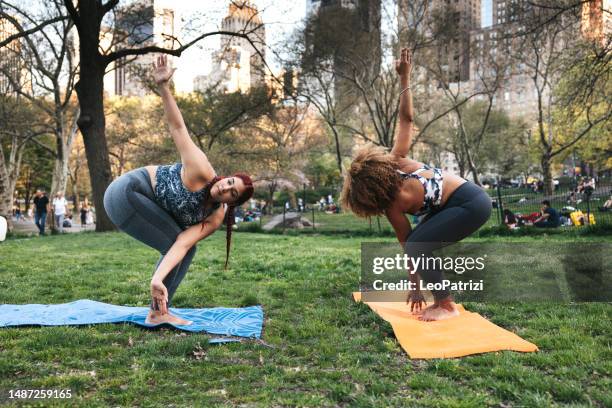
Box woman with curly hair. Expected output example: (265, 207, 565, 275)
(103, 55, 254, 326)
(341, 48, 491, 321)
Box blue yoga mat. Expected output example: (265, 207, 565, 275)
(0, 300, 263, 341)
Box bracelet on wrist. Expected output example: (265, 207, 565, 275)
(399, 86, 411, 96)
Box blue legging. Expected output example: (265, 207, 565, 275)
(405, 181, 492, 300)
(103, 168, 195, 309)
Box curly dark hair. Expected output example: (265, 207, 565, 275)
(340, 144, 402, 217)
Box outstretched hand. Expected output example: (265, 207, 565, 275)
(150, 278, 169, 314)
(395, 47, 412, 78)
(152, 54, 176, 85)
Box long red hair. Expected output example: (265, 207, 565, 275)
(202, 173, 254, 269)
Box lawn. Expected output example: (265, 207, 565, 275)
(0, 232, 610, 407)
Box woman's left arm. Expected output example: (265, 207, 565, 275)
(153, 55, 215, 181)
(391, 47, 415, 158)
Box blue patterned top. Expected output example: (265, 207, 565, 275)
(397, 164, 444, 217)
(155, 163, 220, 228)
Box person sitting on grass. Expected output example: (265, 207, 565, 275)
(533, 200, 560, 228)
(340, 47, 492, 321)
(103, 55, 254, 326)
(503, 209, 518, 229)
(598, 195, 612, 212)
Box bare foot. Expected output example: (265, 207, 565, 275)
(419, 301, 459, 321)
(412, 302, 438, 315)
(146, 310, 192, 326)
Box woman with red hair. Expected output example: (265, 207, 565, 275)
(103, 55, 254, 326)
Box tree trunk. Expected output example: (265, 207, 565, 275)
(50, 111, 79, 226)
(457, 116, 481, 185)
(51, 112, 76, 195)
(541, 150, 553, 196)
(267, 184, 276, 215)
(467, 156, 481, 185)
(23, 167, 32, 213)
(0, 136, 26, 233)
(0, 165, 21, 233)
(71, 173, 80, 216)
(50, 155, 69, 205)
(75, 61, 115, 231)
(0, 167, 14, 232)
(330, 126, 343, 175)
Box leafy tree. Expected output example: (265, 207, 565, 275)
(0, 96, 49, 230)
(304, 152, 342, 190)
(2, 0, 268, 231)
(512, 2, 611, 194)
(177, 86, 274, 166)
(1, 0, 80, 212)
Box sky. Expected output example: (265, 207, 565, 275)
(15, 0, 492, 93)
(169, 0, 493, 92)
(482, 0, 493, 27)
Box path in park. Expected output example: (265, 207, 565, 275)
(262, 212, 314, 231)
(11, 218, 96, 235)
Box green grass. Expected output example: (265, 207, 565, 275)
(0, 232, 611, 407)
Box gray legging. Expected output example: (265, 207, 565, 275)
(405, 181, 492, 300)
(103, 167, 195, 310)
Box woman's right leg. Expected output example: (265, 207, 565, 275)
(103, 168, 196, 310)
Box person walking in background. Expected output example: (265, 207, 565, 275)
(33, 190, 50, 236)
(86, 206, 95, 225)
(80, 200, 89, 228)
(52, 192, 68, 233)
(13, 199, 23, 221)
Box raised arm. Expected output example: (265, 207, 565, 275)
(391, 48, 414, 158)
(153, 55, 215, 181)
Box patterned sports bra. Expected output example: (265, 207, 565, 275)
(154, 163, 220, 228)
(397, 164, 444, 216)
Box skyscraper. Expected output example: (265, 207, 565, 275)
(398, 0, 481, 82)
(108, 0, 178, 96)
(466, 1, 606, 118)
(304, 0, 382, 108)
(0, 16, 23, 95)
(200, 0, 266, 94)
(491, 0, 526, 25)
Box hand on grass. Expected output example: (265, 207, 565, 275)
(150, 278, 168, 314)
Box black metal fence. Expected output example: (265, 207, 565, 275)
(492, 180, 612, 227)
(239, 179, 612, 235)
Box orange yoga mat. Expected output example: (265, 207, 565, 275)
(353, 292, 538, 359)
